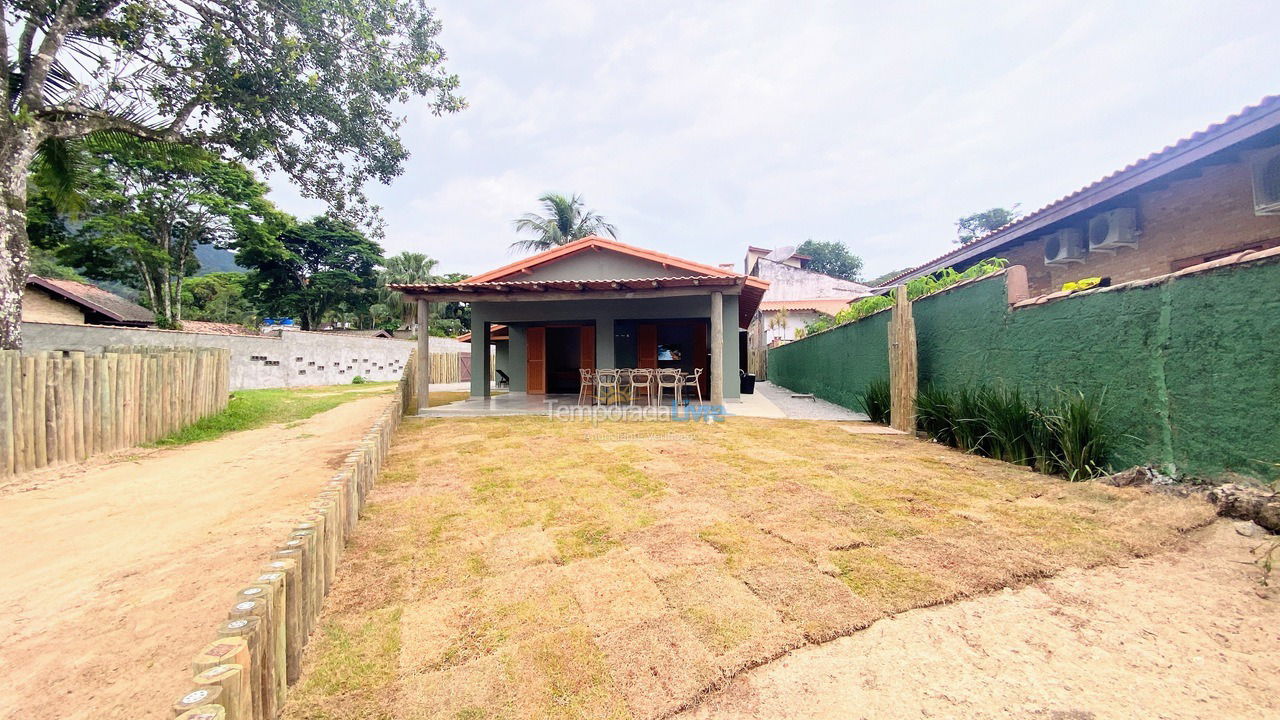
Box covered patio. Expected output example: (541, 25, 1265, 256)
(393, 236, 769, 413)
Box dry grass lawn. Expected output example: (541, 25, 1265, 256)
(282, 416, 1216, 720)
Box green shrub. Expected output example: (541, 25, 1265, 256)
(1027, 406, 1062, 475)
(911, 381, 1116, 481)
(351, 375, 367, 384)
(949, 386, 986, 453)
(975, 386, 1036, 465)
(1050, 390, 1114, 481)
(916, 383, 956, 446)
(857, 378, 891, 424)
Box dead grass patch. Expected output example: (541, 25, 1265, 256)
(284, 416, 1217, 720)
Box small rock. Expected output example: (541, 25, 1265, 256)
(1234, 521, 1264, 538)
(1100, 466, 1153, 487)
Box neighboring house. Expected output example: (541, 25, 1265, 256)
(392, 235, 768, 402)
(887, 95, 1280, 294)
(743, 244, 811, 273)
(746, 248, 872, 345)
(22, 276, 154, 327)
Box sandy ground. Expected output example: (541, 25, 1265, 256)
(0, 392, 395, 720)
(680, 520, 1280, 720)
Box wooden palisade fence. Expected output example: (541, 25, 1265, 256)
(166, 351, 414, 719)
(888, 285, 917, 433)
(424, 350, 462, 384)
(0, 346, 231, 476)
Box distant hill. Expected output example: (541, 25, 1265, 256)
(196, 245, 244, 275)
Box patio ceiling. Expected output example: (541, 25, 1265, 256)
(393, 275, 766, 328)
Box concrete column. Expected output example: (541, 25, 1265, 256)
(416, 299, 430, 413)
(470, 312, 491, 398)
(723, 294, 740, 400)
(508, 326, 527, 392)
(595, 316, 614, 369)
(710, 292, 724, 406)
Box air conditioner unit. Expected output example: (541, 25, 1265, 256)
(1087, 208, 1139, 253)
(1251, 146, 1280, 215)
(1042, 229, 1086, 267)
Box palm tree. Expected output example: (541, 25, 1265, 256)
(377, 252, 439, 328)
(510, 192, 617, 254)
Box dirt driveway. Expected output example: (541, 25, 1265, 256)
(681, 520, 1279, 719)
(282, 415, 1230, 720)
(0, 389, 395, 720)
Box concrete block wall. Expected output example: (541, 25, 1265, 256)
(22, 323, 417, 390)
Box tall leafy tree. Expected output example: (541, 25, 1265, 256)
(57, 138, 284, 326)
(510, 193, 617, 254)
(955, 205, 1021, 244)
(0, 0, 464, 348)
(795, 239, 864, 282)
(239, 216, 384, 330)
(182, 272, 256, 325)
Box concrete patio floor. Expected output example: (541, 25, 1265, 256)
(419, 390, 788, 419)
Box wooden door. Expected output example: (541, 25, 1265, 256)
(526, 327, 546, 394)
(580, 325, 595, 371)
(692, 321, 709, 398)
(637, 324, 657, 368)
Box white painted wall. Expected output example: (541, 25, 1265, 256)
(22, 322, 422, 390)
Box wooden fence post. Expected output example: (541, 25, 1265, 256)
(889, 285, 917, 433)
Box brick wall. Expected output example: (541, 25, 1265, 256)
(21, 287, 85, 325)
(1004, 160, 1280, 295)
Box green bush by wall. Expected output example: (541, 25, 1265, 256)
(769, 261, 1280, 481)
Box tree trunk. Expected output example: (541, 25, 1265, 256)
(160, 265, 173, 325)
(0, 125, 42, 350)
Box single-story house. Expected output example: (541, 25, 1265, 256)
(392, 235, 769, 407)
(22, 276, 154, 327)
(886, 95, 1280, 294)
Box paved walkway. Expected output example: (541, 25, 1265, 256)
(755, 381, 869, 421)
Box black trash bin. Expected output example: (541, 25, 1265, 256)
(740, 371, 756, 395)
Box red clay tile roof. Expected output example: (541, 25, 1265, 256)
(180, 321, 260, 336)
(26, 276, 153, 324)
(759, 299, 854, 316)
(884, 95, 1280, 285)
(465, 235, 770, 290)
(396, 237, 771, 328)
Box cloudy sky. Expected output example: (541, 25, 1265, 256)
(267, 0, 1280, 280)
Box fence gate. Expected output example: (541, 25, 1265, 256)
(459, 352, 472, 382)
(888, 285, 917, 432)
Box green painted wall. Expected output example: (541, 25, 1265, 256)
(768, 309, 890, 411)
(770, 261, 1280, 480)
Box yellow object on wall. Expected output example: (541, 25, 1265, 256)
(1062, 277, 1102, 293)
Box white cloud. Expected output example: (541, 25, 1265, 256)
(267, 0, 1280, 279)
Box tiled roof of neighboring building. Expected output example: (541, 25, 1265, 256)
(885, 94, 1280, 285)
(26, 276, 153, 324)
(180, 321, 260, 336)
(759, 299, 854, 317)
(321, 328, 399, 339)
